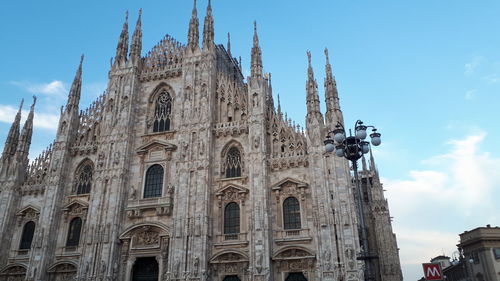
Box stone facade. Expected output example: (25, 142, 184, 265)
(0, 2, 402, 281)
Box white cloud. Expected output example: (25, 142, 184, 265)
(464, 89, 477, 100)
(382, 132, 500, 280)
(11, 80, 67, 98)
(482, 73, 500, 83)
(464, 56, 483, 76)
(0, 104, 59, 130)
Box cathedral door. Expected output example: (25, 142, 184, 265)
(223, 276, 241, 281)
(285, 272, 307, 281)
(132, 257, 159, 281)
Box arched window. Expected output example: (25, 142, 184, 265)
(66, 217, 82, 247)
(75, 162, 93, 194)
(224, 202, 240, 235)
(153, 91, 172, 132)
(225, 147, 242, 178)
(283, 197, 301, 230)
(144, 165, 164, 198)
(19, 221, 35, 250)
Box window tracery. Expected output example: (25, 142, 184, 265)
(153, 91, 172, 132)
(225, 147, 242, 178)
(74, 161, 93, 195)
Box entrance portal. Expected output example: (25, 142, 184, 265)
(285, 272, 307, 281)
(223, 276, 241, 281)
(132, 257, 159, 281)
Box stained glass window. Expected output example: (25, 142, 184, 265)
(283, 197, 301, 230)
(66, 217, 82, 247)
(224, 202, 240, 234)
(19, 221, 35, 250)
(144, 165, 164, 198)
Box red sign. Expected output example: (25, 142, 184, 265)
(422, 263, 443, 280)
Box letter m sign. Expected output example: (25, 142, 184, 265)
(422, 263, 443, 280)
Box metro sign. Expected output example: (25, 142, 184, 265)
(422, 263, 443, 280)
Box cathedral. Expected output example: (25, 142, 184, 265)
(0, 2, 402, 281)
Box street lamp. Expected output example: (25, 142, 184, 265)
(324, 120, 382, 281)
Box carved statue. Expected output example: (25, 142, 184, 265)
(129, 186, 136, 200)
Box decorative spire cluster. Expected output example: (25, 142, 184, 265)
(16, 96, 36, 162)
(305, 51, 322, 118)
(324, 48, 343, 125)
(115, 11, 129, 66)
(1, 99, 23, 160)
(187, 0, 200, 52)
(251, 21, 263, 78)
(203, 0, 215, 50)
(130, 9, 143, 64)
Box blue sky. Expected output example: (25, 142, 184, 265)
(1, 1, 500, 280)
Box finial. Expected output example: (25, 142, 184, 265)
(307, 51, 312, 66)
(125, 10, 129, 21)
(31, 96, 37, 109)
(18, 99, 24, 111)
(208, 0, 212, 8)
(254, 20, 257, 32)
(80, 54, 84, 65)
(227, 32, 231, 54)
(325, 48, 330, 64)
(193, 0, 197, 13)
(138, 8, 142, 17)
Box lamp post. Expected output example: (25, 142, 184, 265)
(324, 120, 382, 281)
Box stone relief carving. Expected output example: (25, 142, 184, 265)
(135, 227, 160, 246)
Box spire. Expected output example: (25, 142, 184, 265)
(115, 11, 129, 66)
(66, 55, 84, 113)
(362, 154, 368, 172)
(306, 51, 322, 117)
(203, 0, 215, 50)
(369, 148, 376, 172)
(130, 9, 142, 65)
(277, 94, 282, 116)
(227, 32, 231, 56)
(187, 0, 200, 52)
(251, 21, 263, 78)
(1, 99, 23, 159)
(16, 96, 36, 163)
(324, 48, 343, 125)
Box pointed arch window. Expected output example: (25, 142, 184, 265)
(225, 147, 242, 178)
(66, 217, 82, 247)
(75, 162, 93, 195)
(153, 91, 172, 132)
(144, 165, 164, 198)
(19, 221, 35, 250)
(283, 197, 301, 230)
(224, 202, 240, 235)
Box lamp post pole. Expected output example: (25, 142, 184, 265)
(324, 120, 382, 281)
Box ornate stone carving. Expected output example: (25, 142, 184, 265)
(134, 227, 160, 246)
